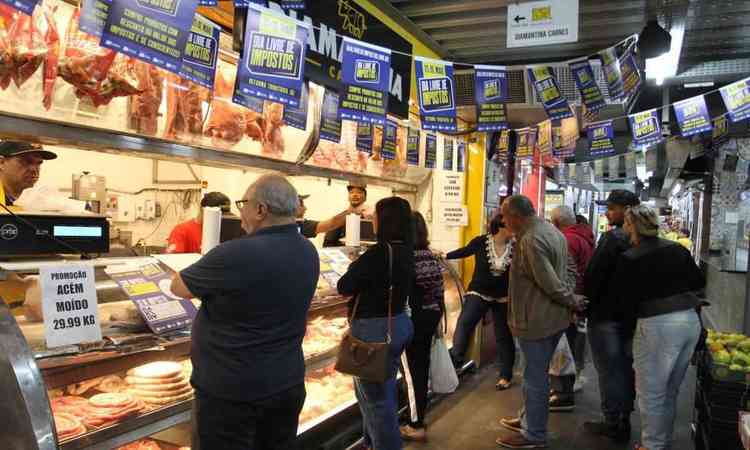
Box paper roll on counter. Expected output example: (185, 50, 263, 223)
(345, 213, 361, 247)
(201, 207, 222, 255)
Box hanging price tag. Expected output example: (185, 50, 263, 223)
(40, 265, 102, 348)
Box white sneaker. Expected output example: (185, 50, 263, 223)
(574, 375, 587, 393)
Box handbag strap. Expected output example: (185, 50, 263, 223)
(348, 242, 394, 344)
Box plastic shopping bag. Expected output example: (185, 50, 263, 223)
(430, 336, 459, 394)
(548, 334, 576, 377)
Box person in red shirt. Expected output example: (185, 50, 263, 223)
(167, 192, 231, 253)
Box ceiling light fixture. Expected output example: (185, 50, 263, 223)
(645, 21, 685, 86)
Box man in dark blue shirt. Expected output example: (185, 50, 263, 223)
(171, 174, 320, 450)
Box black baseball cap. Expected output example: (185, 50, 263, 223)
(0, 141, 57, 160)
(201, 191, 231, 212)
(596, 189, 640, 207)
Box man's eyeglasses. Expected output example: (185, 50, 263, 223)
(235, 199, 249, 210)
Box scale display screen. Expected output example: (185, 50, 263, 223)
(53, 226, 103, 238)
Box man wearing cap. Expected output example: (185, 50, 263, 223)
(323, 184, 368, 247)
(296, 194, 358, 239)
(166, 192, 232, 254)
(0, 141, 58, 208)
(583, 189, 640, 442)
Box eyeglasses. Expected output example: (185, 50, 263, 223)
(235, 199, 249, 210)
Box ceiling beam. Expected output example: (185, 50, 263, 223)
(414, 12, 506, 30)
(399, 0, 502, 18)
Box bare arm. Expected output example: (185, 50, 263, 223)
(315, 209, 350, 234)
(170, 273, 196, 299)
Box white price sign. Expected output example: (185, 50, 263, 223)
(507, 0, 579, 48)
(40, 265, 101, 348)
(439, 204, 469, 227)
(438, 173, 465, 204)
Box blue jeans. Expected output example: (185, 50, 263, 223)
(634, 309, 700, 450)
(588, 319, 635, 422)
(351, 313, 414, 450)
(518, 331, 563, 443)
(451, 295, 516, 379)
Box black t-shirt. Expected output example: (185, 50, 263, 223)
(323, 225, 345, 247)
(181, 223, 320, 402)
(297, 219, 319, 239)
(337, 242, 415, 319)
(446, 235, 509, 299)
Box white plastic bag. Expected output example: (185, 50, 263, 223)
(548, 333, 576, 377)
(430, 336, 459, 394)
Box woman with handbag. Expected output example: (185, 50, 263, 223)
(613, 205, 704, 450)
(336, 196, 416, 450)
(446, 213, 516, 390)
(399, 212, 445, 442)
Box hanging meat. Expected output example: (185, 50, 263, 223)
(40, 1, 59, 110)
(85, 54, 141, 107)
(129, 60, 164, 135)
(244, 109, 264, 142)
(5, 1, 57, 92)
(262, 102, 285, 157)
(164, 73, 205, 141)
(203, 71, 245, 147)
(0, 4, 16, 89)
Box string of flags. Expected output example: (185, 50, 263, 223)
(3, 0, 749, 171)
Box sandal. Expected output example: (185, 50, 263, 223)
(496, 378, 512, 390)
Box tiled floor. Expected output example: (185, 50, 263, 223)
(404, 362, 697, 450)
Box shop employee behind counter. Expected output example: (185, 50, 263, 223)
(0, 141, 58, 208)
(322, 184, 370, 247)
(296, 193, 365, 239)
(166, 191, 233, 254)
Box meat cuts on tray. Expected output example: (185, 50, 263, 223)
(125, 361, 194, 406)
(116, 439, 163, 450)
(129, 60, 164, 135)
(81, 393, 146, 428)
(54, 412, 86, 441)
(203, 71, 245, 147)
(50, 395, 89, 418)
(164, 73, 204, 141)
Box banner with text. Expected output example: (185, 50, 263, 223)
(356, 122, 373, 154)
(629, 109, 663, 148)
(425, 133, 437, 169)
(40, 265, 101, 348)
(457, 141, 465, 172)
(443, 138, 454, 170)
(570, 58, 606, 113)
(280, 0, 304, 9)
(720, 77, 750, 123)
(80, 0, 111, 36)
(416, 56, 457, 132)
(282, 82, 308, 130)
(382, 120, 398, 160)
(587, 120, 616, 157)
(674, 95, 712, 137)
(2, 0, 38, 16)
(599, 46, 624, 100)
(537, 119, 552, 156)
(527, 66, 574, 120)
(496, 129, 510, 160)
(235, 5, 310, 107)
(407, 127, 420, 166)
(552, 115, 578, 159)
(339, 37, 391, 125)
(474, 64, 509, 132)
(711, 116, 730, 152)
(620, 49, 642, 99)
(516, 127, 536, 158)
(102, 0, 199, 74)
(320, 89, 341, 142)
(179, 15, 220, 89)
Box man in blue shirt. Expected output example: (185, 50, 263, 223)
(171, 174, 320, 450)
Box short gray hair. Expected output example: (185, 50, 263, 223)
(249, 174, 299, 217)
(504, 195, 536, 217)
(551, 205, 576, 226)
(626, 205, 660, 237)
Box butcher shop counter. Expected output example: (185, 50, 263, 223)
(0, 251, 464, 450)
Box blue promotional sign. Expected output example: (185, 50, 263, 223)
(1, 0, 38, 15)
(382, 120, 398, 160)
(527, 66, 574, 120)
(516, 127, 535, 158)
(712, 116, 730, 152)
(235, 5, 311, 107)
(620, 50, 642, 99)
(102, 0, 200, 74)
(179, 14, 219, 89)
(234, 84, 265, 112)
(415, 56, 457, 132)
(282, 82, 308, 130)
(599, 47, 624, 100)
(407, 128, 420, 166)
(425, 134, 437, 169)
(320, 89, 341, 142)
(80, 0, 111, 36)
(629, 109, 663, 148)
(456, 141, 465, 173)
(234, 0, 266, 6)
(474, 65, 508, 132)
(719, 77, 750, 123)
(495, 129, 510, 160)
(199, 0, 216, 5)
(356, 122, 373, 154)
(443, 138, 454, 171)
(569, 58, 605, 113)
(339, 37, 391, 125)
(536, 119, 552, 156)
(587, 120, 616, 157)
(280, 0, 304, 9)
(674, 95, 712, 137)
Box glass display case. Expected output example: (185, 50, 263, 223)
(0, 248, 464, 450)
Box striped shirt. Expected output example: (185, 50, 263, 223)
(413, 249, 444, 310)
